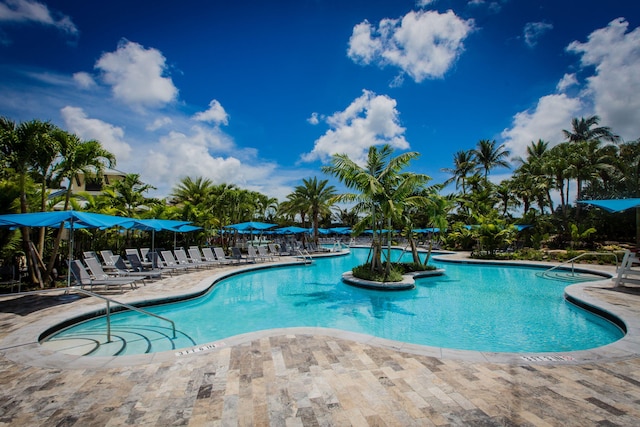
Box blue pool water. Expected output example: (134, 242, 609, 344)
(51, 248, 624, 354)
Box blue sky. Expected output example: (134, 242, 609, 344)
(1, 0, 639, 201)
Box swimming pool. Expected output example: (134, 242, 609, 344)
(45, 248, 624, 355)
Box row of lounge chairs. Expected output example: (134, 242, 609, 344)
(72, 245, 291, 292)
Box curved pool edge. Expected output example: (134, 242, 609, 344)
(1, 254, 638, 370)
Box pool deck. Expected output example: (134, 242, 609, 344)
(1, 252, 639, 426)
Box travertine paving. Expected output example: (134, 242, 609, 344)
(0, 256, 639, 426)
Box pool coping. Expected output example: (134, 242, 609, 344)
(0, 250, 638, 370)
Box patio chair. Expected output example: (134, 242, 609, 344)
(267, 243, 282, 257)
(246, 246, 265, 262)
(126, 252, 171, 276)
(111, 255, 163, 281)
(201, 247, 223, 266)
(257, 245, 275, 261)
(69, 260, 137, 292)
(188, 247, 219, 268)
(160, 250, 193, 272)
(231, 247, 253, 263)
(173, 248, 204, 269)
(126, 248, 152, 269)
(84, 257, 143, 288)
(99, 249, 116, 267)
(214, 247, 238, 264)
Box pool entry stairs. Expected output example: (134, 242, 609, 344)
(41, 289, 195, 357)
(537, 251, 620, 283)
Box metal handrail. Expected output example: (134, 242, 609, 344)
(71, 287, 176, 342)
(296, 249, 313, 264)
(538, 252, 620, 279)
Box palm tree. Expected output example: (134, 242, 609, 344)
(562, 115, 618, 144)
(103, 173, 158, 218)
(46, 134, 115, 283)
(0, 118, 55, 285)
(323, 145, 429, 279)
(290, 177, 336, 244)
(473, 139, 511, 179)
(442, 149, 476, 194)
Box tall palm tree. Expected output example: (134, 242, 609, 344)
(473, 139, 511, 179)
(0, 118, 55, 285)
(323, 145, 429, 278)
(442, 149, 476, 194)
(562, 115, 619, 144)
(46, 134, 115, 282)
(290, 177, 336, 244)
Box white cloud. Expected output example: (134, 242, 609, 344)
(556, 73, 577, 92)
(347, 10, 474, 82)
(143, 127, 279, 196)
(192, 99, 229, 126)
(523, 21, 553, 48)
(307, 112, 320, 125)
(301, 90, 409, 165)
(416, 0, 436, 7)
(60, 106, 133, 161)
(567, 18, 640, 141)
(146, 116, 172, 131)
(0, 0, 77, 35)
(72, 72, 96, 89)
(501, 94, 582, 160)
(95, 39, 178, 109)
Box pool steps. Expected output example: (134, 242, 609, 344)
(41, 325, 196, 356)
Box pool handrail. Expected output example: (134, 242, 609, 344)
(71, 287, 176, 342)
(538, 252, 620, 280)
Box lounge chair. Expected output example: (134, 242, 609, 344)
(126, 248, 152, 269)
(231, 247, 253, 263)
(84, 257, 143, 288)
(247, 246, 265, 262)
(201, 247, 223, 266)
(69, 260, 138, 292)
(160, 251, 193, 272)
(268, 243, 282, 257)
(614, 250, 640, 287)
(99, 249, 116, 267)
(111, 255, 163, 281)
(257, 245, 275, 261)
(126, 252, 169, 276)
(174, 248, 204, 269)
(188, 247, 219, 268)
(214, 247, 238, 264)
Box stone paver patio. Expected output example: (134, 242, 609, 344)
(0, 254, 639, 426)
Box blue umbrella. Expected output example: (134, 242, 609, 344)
(0, 210, 138, 289)
(274, 225, 308, 234)
(224, 221, 277, 231)
(127, 219, 196, 266)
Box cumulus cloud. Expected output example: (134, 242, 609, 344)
(556, 73, 578, 92)
(0, 0, 77, 35)
(501, 94, 582, 160)
(523, 21, 553, 48)
(60, 106, 133, 161)
(143, 127, 276, 194)
(72, 71, 96, 89)
(192, 99, 229, 126)
(301, 90, 409, 165)
(347, 10, 474, 82)
(95, 39, 178, 109)
(567, 18, 640, 141)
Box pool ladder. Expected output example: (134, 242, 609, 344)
(296, 249, 313, 265)
(537, 252, 619, 282)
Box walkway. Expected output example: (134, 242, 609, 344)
(0, 255, 639, 426)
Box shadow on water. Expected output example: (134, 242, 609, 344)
(285, 281, 426, 319)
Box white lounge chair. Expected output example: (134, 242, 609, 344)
(69, 260, 137, 292)
(214, 247, 238, 264)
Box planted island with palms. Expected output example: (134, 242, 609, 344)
(0, 114, 637, 288)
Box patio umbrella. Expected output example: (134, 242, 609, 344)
(274, 225, 308, 234)
(0, 210, 138, 289)
(127, 219, 194, 267)
(578, 198, 640, 245)
(225, 221, 277, 246)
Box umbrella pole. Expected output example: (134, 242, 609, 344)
(65, 220, 74, 294)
